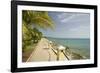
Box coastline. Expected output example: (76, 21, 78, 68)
(25, 38, 86, 62)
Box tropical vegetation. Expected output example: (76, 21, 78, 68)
(22, 10, 54, 52)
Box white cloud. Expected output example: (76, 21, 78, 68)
(57, 13, 77, 23)
(58, 13, 89, 23)
(61, 15, 76, 23)
(66, 25, 90, 38)
(57, 13, 70, 19)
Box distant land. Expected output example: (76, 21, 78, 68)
(44, 36, 90, 39)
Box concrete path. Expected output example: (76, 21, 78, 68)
(27, 38, 67, 62)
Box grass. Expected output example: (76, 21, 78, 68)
(22, 44, 37, 62)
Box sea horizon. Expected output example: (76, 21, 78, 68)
(44, 36, 90, 39)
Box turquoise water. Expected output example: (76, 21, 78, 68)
(47, 37, 90, 58)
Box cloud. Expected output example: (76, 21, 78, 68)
(57, 13, 71, 19)
(57, 13, 78, 23)
(66, 25, 90, 38)
(57, 13, 90, 23)
(57, 13, 77, 19)
(68, 25, 89, 32)
(41, 12, 90, 38)
(61, 15, 76, 23)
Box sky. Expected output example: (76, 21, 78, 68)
(39, 11, 90, 38)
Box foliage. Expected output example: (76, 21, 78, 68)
(22, 10, 54, 51)
(22, 10, 54, 29)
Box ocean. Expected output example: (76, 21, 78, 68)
(46, 37, 90, 59)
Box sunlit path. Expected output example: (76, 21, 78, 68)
(27, 38, 69, 62)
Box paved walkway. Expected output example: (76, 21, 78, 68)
(27, 38, 67, 62)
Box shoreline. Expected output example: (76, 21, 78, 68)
(25, 38, 86, 62)
(46, 37, 89, 59)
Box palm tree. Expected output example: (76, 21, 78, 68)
(22, 10, 54, 29)
(22, 10, 55, 50)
